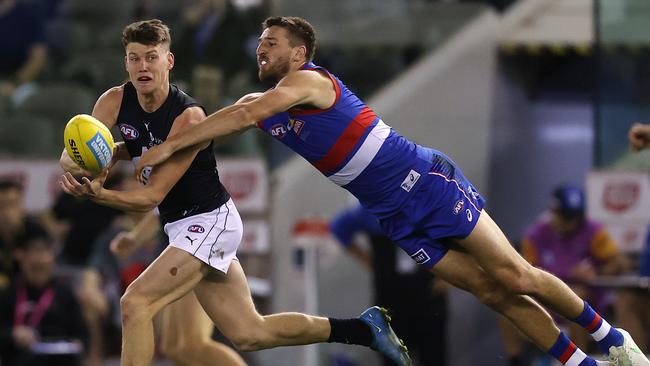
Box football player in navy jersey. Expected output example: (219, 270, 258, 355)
(137, 16, 649, 366)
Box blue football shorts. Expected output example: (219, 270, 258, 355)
(379, 152, 485, 268)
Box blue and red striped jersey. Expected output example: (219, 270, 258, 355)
(257, 62, 434, 217)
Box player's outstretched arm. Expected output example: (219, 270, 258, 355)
(629, 122, 650, 151)
(134, 72, 320, 180)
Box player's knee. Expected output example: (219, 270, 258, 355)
(474, 281, 511, 311)
(119, 290, 152, 325)
(492, 264, 539, 295)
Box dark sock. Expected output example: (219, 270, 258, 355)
(327, 318, 373, 346)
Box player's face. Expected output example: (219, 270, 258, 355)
(256, 26, 295, 83)
(125, 42, 174, 94)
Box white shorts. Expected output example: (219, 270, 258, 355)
(164, 199, 242, 273)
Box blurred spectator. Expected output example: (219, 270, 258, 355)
(0, 179, 49, 289)
(614, 228, 650, 355)
(629, 122, 650, 152)
(620, 121, 650, 352)
(174, 0, 255, 94)
(500, 185, 628, 364)
(0, 230, 88, 366)
(330, 204, 448, 366)
(0, 0, 49, 106)
(51, 173, 123, 267)
(48, 172, 123, 366)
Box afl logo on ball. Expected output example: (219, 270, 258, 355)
(119, 124, 139, 140)
(188, 225, 205, 233)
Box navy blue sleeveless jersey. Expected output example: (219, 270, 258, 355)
(116, 82, 229, 224)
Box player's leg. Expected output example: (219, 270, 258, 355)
(157, 291, 246, 366)
(193, 260, 412, 365)
(119, 246, 206, 366)
(456, 210, 584, 317)
(565, 285, 592, 351)
(194, 259, 331, 350)
(431, 248, 602, 366)
(457, 210, 647, 365)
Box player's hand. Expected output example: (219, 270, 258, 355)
(629, 123, 650, 151)
(110, 231, 138, 260)
(60, 168, 109, 199)
(59, 150, 93, 178)
(134, 143, 173, 183)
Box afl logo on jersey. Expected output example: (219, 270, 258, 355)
(269, 123, 288, 139)
(119, 124, 139, 140)
(188, 225, 205, 233)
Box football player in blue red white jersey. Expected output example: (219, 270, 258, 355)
(137, 16, 649, 366)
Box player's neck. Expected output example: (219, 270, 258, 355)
(137, 82, 170, 113)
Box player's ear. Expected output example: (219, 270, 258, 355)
(124, 55, 128, 71)
(293, 45, 307, 63)
(167, 52, 175, 70)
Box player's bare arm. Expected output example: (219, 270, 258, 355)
(59, 86, 130, 173)
(61, 106, 207, 211)
(134, 70, 333, 178)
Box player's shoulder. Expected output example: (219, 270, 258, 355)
(97, 85, 125, 107)
(281, 68, 328, 86)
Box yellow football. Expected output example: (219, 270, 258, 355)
(63, 114, 115, 173)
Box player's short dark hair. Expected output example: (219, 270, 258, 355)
(263, 16, 316, 61)
(122, 19, 171, 49)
